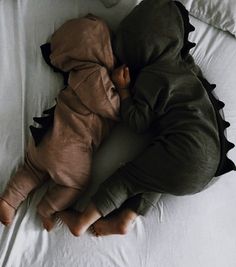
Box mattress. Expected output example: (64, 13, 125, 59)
(0, 1, 236, 267)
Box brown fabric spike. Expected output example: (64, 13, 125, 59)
(29, 126, 47, 147)
(30, 105, 56, 146)
(33, 116, 54, 127)
(43, 105, 56, 115)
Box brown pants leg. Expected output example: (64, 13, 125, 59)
(37, 184, 81, 218)
(36, 147, 92, 218)
(1, 152, 49, 209)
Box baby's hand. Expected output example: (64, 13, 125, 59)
(112, 65, 130, 90)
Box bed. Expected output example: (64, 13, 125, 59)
(0, 0, 235, 266)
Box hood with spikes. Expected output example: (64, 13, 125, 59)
(49, 14, 115, 72)
(113, 0, 195, 72)
(113, 0, 235, 176)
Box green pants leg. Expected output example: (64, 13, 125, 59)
(118, 192, 162, 216)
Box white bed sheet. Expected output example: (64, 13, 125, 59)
(0, 1, 236, 267)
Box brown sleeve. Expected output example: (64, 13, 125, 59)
(71, 67, 120, 121)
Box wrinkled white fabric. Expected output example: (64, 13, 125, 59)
(0, 1, 236, 267)
(179, 0, 236, 37)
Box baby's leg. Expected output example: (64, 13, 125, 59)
(57, 202, 138, 237)
(47, 149, 93, 233)
(0, 152, 49, 226)
(57, 202, 102, 236)
(92, 192, 162, 236)
(57, 193, 161, 237)
(37, 184, 81, 231)
(91, 207, 138, 236)
(0, 200, 15, 226)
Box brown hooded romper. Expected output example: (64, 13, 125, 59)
(1, 15, 119, 218)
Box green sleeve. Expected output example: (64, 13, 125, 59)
(120, 96, 153, 133)
(120, 71, 165, 133)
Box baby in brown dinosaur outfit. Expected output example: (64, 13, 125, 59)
(0, 14, 120, 230)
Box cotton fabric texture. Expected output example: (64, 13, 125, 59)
(1, 15, 119, 218)
(179, 0, 236, 37)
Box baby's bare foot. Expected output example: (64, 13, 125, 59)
(57, 210, 90, 236)
(57, 202, 102, 237)
(39, 215, 55, 231)
(91, 209, 138, 236)
(0, 199, 16, 226)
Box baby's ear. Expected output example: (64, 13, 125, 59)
(100, 0, 121, 8)
(85, 13, 97, 21)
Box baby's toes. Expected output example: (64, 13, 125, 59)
(0, 199, 16, 225)
(90, 224, 99, 237)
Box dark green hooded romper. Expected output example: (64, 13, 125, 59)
(92, 0, 236, 216)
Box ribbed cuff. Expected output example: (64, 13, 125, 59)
(91, 191, 117, 217)
(1, 186, 26, 210)
(91, 171, 129, 217)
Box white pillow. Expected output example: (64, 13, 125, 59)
(100, 0, 121, 8)
(179, 0, 236, 37)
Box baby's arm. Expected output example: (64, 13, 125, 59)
(112, 66, 156, 134)
(70, 67, 120, 121)
(112, 65, 131, 101)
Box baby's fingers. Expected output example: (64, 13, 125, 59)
(113, 65, 125, 77)
(123, 67, 130, 84)
(124, 66, 130, 80)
